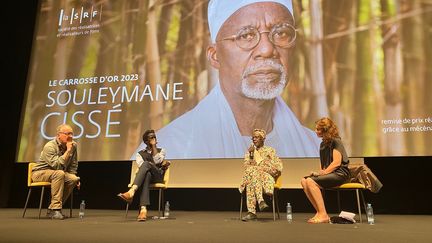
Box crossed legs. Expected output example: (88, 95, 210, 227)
(118, 161, 163, 221)
(300, 177, 329, 223)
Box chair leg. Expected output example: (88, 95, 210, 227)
(162, 189, 165, 217)
(158, 188, 162, 217)
(239, 192, 243, 220)
(125, 203, 129, 219)
(337, 190, 341, 212)
(360, 189, 367, 216)
(69, 192, 73, 218)
(272, 194, 276, 221)
(38, 187, 45, 219)
(355, 189, 362, 223)
(275, 191, 280, 219)
(22, 188, 32, 218)
(359, 189, 367, 223)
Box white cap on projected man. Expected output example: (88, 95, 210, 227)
(132, 0, 320, 160)
(207, 0, 294, 42)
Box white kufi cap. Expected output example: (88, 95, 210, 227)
(207, 0, 293, 42)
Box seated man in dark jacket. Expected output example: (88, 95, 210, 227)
(118, 129, 168, 221)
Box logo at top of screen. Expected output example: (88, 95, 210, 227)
(58, 5, 102, 26)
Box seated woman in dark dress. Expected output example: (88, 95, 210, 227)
(301, 117, 350, 223)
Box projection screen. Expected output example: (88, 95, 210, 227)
(16, 0, 432, 162)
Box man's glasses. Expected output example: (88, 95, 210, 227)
(218, 23, 296, 50)
(59, 132, 73, 136)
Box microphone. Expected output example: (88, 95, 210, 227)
(249, 144, 255, 159)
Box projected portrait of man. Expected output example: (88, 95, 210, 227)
(134, 0, 320, 159)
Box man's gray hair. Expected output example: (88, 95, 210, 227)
(56, 124, 71, 133)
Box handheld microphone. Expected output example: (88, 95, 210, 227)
(249, 144, 255, 159)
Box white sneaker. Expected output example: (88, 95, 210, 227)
(51, 211, 65, 220)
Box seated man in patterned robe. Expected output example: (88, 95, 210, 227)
(239, 129, 283, 221)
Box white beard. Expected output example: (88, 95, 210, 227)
(241, 60, 287, 100)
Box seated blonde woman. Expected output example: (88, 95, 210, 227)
(301, 117, 350, 223)
(239, 129, 282, 221)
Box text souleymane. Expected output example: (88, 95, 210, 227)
(46, 83, 183, 107)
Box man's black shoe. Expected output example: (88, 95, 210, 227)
(242, 212, 257, 221)
(259, 201, 269, 211)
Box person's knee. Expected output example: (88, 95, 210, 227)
(141, 160, 151, 168)
(52, 170, 65, 179)
(71, 175, 80, 184)
(300, 178, 307, 188)
(306, 177, 317, 187)
(249, 176, 260, 185)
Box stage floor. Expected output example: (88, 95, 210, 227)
(1, 208, 431, 242)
